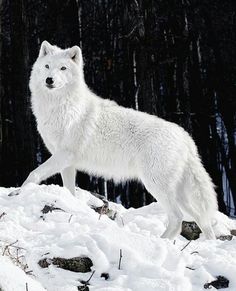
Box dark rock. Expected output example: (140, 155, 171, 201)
(230, 229, 236, 236)
(217, 235, 233, 241)
(181, 221, 202, 240)
(38, 258, 52, 268)
(204, 276, 229, 289)
(101, 272, 110, 280)
(38, 256, 93, 273)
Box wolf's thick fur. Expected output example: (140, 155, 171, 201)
(25, 41, 218, 239)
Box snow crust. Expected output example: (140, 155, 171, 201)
(0, 183, 235, 291)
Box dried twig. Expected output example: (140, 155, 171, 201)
(68, 214, 73, 223)
(0, 240, 29, 274)
(26, 282, 29, 291)
(86, 270, 95, 284)
(3, 240, 19, 255)
(0, 212, 6, 219)
(191, 251, 199, 255)
(98, 205, 106, 220)
(41, 252, 50, 257)
(120, 216, 124, 226)
(181, 241, 192, 251)
(186, 266, 195, 270)
(118, 249, 123, 270)
(79, 270, 96, 289)
(41, 204, 65, 214)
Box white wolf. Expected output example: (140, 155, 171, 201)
(20, 41, 218, 239)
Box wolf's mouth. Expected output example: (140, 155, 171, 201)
(46, 84, 54, 89)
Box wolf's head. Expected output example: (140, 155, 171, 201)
(30, 41, 84, 95)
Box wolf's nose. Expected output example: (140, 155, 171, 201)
(46, 77, 54, 85)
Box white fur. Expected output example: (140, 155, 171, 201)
(25, 41, 218, 239)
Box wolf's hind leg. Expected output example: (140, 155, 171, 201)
(61, 166, 76, 195)
(143, 180, 183, 239)
(22, 150, 75, 187)
(160, 202, 183, 239)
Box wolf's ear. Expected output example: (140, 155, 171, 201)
(68, 46, 82, 65)
(39, 41, 54, 57)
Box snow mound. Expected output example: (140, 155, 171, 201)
(0, 183, 235, 291)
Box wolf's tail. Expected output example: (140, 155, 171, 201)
(179, 141, 218, 239)
(182, 132, 218, 219)
(187, 151, 218, 216)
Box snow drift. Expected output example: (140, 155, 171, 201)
(0, 184, 235, 291)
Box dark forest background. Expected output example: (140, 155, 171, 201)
(0, 0, 235, 216)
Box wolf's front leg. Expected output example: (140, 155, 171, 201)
(9, 151, 75, 196)
(61, 166, 76, 195)
(23, 150, 75, 186)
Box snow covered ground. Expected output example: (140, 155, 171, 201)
(0, 183, 236, 291)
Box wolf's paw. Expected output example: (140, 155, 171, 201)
(23, 172, 40, 185)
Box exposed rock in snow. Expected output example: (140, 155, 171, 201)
(38, 256, 93, 273)
(181, 221, 202, 240)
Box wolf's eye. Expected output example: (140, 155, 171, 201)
(61, 66, 67, 70)
(45, 64, 49, 69)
